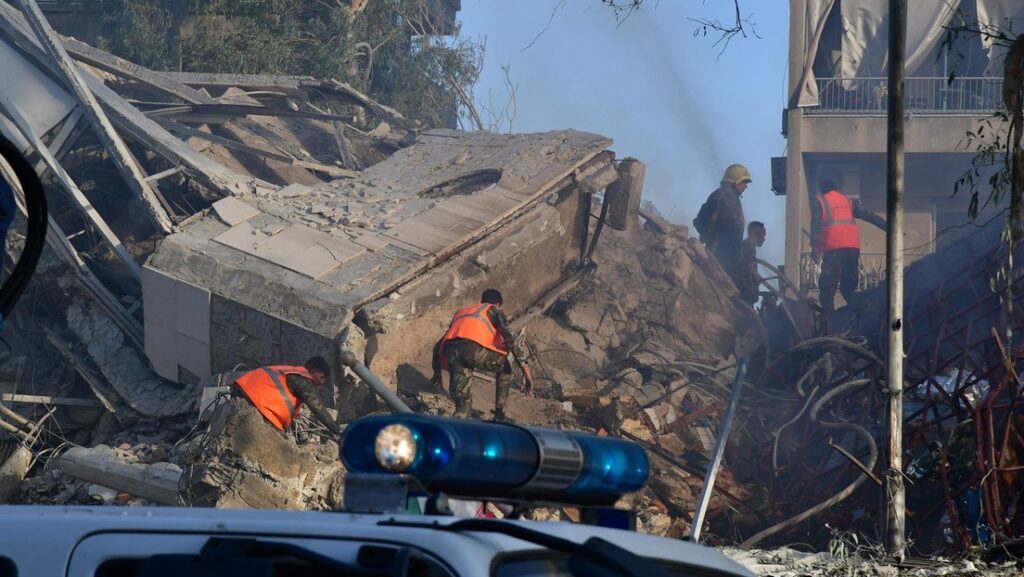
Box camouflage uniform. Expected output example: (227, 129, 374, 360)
(440, 306, 530, 420)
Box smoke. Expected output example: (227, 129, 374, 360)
(575, 6, 726, 217)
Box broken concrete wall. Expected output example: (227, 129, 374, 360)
(363, 184, 589, 391)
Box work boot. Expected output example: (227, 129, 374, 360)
(492, 406, 507, 422)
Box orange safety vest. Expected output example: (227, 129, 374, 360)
(442, 303, 509, 356)
(816, 190, 861, 251)
(235, 365, 312, 431)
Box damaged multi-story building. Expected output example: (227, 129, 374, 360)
(778, 0, 1023, 294)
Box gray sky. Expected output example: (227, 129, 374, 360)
(460, 0, 790, 264)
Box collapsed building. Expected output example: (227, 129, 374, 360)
(0, 0, 1021, 563)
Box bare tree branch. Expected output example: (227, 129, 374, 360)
(601, 0, 643, 23)
(483, 63, 518, 133)
(688, 0, 760, 58)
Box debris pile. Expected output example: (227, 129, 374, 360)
(399, 217, 766, 537)
(0, 5, 1020, 566)
(177, 398, 344, 510)
(721, 547, 1024, 577)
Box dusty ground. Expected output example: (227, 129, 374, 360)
(721, 548, 1024, 576)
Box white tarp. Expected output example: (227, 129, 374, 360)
(975, 0, 1024, 74)
(839, 0, 961, 79)
(798, 0, 993, 107)
(796, 0, 837, 107)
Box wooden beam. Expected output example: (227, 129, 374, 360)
(0, 86, 142, 279)
(33, 105, 83, 175)
(0, 1, 273, 198)
(61, 36, 213, 105)
(56, 445, 182, 505)
(14, 0, 174, 234)
(159, 71, 313, 97)
(148, 102, 354, 124)
(332, 121, 356, 170)
(143, 166, 183, 184)
(2, 394, 103, 407)
(160, 72, 417, 131)
(154, 117, 293, 163)
(156, 118, 356, 178)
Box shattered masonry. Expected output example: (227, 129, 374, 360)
(0, 1, 1020, 565)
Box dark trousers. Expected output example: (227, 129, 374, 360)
(819, 248, 860, 315)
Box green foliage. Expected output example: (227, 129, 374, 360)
(96, 0, 181, 71)
(94, 0, 482, 129)
(953, 111, 1013, 221)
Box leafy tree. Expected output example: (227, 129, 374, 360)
(94, 0, 483, 129)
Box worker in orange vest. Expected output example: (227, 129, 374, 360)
(232, 356, 342, 436)
(811, 170, 886, 316)
(431, 289, 533, 421)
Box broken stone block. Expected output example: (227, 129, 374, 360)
(411, 391, 455, 416)
(598, 395, 656, 442)
(0, 446, 33, 503)
(655, 433, 687, 458)
(180, 398, 344, 511)
(88, 484, 118, 504)
(56, 445, 183, 505)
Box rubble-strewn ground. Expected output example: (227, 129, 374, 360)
(722, 548, 1024, 577)
(399, 218, 767, 536)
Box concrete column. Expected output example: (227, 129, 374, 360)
(785, 0, 810, 289)
(607, 158, 646, 231)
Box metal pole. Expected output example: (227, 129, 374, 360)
(884, 0, 907, 560)
(340, 350, 413, 414)
(690, 356, 748, 543)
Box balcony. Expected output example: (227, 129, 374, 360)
(800, 252, 887, 292)
(808, 77, 1003, 115)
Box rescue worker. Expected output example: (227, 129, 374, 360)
(433, 289, 534, 421)
(232, 356, 342, 436)
(738, 221, 766, 306)
(811, 170, 887, 316)
(694, 164, 752, 283)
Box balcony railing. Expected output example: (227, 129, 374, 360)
(800, 252, 888, 292)
(808, 77, 1003, 114)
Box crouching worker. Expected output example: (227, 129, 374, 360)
(433, 289, 534, 421)
(232, 356, 342, 436)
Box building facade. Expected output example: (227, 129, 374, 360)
(779, 0, 1021, 297)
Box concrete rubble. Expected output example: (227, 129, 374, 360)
(0, 6, 1022, 574)
(721, 548, 1024, 577)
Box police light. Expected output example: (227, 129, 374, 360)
(340, 414, 650, 505)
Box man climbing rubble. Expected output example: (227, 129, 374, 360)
(811, 169, 887, 316)
(232, 356, 342, 437)
(431, 288, 534, 421)
(694, 164, 752, 285)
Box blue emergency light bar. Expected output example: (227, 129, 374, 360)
(340, 414, 649, 505)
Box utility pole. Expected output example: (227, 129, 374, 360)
(884, 0, 907, 560)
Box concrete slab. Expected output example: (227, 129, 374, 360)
(177, 332, 212, 378)
(277, 183, 310, 198)
(174, 279, 211, 345)
(214, 221, 365, 279)
(142, 266, 176, 328)
(212, 196, 260, 226)
(144, 318, 178, 380)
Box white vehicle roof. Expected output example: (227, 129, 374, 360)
(0, 505, 753, 576)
